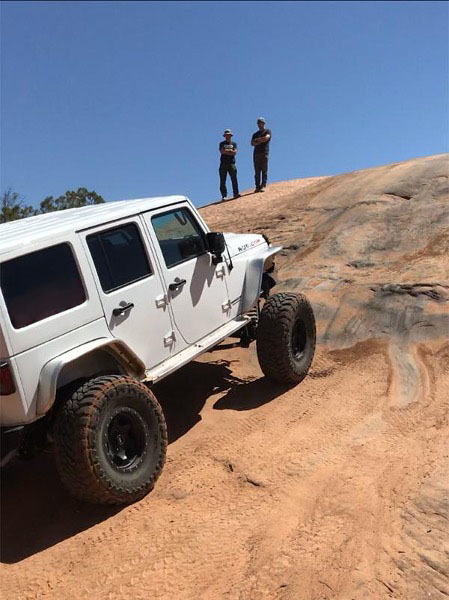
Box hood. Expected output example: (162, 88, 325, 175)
(223, 232, 268, 258)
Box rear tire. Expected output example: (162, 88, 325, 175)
(256, 292, 316, 385)
(54, 375, 167, 504)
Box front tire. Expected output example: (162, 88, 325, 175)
(256, 292, 316, 385)
(54, 375, 167, 504)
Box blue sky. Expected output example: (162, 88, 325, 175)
(1, 1, 448, 209)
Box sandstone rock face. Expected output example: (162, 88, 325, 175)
(202, 153, 449, 351)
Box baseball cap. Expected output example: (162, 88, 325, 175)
(223, 129, 233, 135)
(257, 117, 266, 123)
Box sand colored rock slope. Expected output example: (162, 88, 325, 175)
(1, 154, 448, 599)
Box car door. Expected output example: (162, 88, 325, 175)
(142, 205, 231, 344)
(81, 218, 175, 369)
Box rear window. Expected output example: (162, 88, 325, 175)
(0, 243, 86, 329)
(87, 223, 152, 293)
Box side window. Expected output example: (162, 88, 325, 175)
(152, 208, 206, 268)
(0, 243, 86, 329)
(87, 223, 152, 293)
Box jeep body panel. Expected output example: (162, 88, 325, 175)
(0, 195, 280, 431)
(239, 245, 282, 313)
(2, 319, 112, 424)
(141, 205, 233, 345)
(0, 195, 189, 257)
(0, 232, 104, 357)
(0, 318, 9, 357)
(144, 316, 250, 384)
(220, 232, 278, 319)
(0, 196, 187, 425)
(37, 337, 145, 416)
(78, 215, 177, 368)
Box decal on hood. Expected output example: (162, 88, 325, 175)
(237, 239, 262, 253)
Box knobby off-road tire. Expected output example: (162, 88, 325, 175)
(256, 292, 316, 385)
(54, 375, 167, 505)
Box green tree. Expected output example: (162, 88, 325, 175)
(1, 188, 35, 223)
(39, 187, 105, 213)
(1, 187, 106, 223)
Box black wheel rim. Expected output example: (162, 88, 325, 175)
(105, 407, 148, 471)
(291, 319, 307, 361)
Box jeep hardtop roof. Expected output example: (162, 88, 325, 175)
(0, 196, 192, 257)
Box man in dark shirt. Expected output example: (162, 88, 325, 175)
(251, 117, 272, 192)
(219, 129, 240, 201)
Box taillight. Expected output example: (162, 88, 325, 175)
(0, 362, 16, 395)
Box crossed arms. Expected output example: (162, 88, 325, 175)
(220, 145, 237, 156)
(251, 133, 271, 147)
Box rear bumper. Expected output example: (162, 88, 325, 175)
(0, 426, 24, 466)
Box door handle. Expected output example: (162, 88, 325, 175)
(112, 303, 134, 317)
(169, 278, 187, 291)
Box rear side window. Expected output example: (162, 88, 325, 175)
(0, 243, 86, 329)
(87, 223, 151, 293)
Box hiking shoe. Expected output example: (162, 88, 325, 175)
(254, 188, 261, 193)
(233, 194, 241, 199)
(260, 187, 266, 192)
(221, 196, 227, 202)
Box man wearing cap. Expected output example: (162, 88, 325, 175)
(219, 129, 240, 201)
(251, 117, 272, 192)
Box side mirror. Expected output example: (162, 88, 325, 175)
(206, 232, 225, 255)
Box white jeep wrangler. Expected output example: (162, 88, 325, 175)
(0, 195, 315, 504)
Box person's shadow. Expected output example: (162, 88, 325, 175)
(213, 375, 287, 411)
(201, 190, 256, 208)
(0, 358, 286, 563)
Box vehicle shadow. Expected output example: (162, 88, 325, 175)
(0, 452, 121, 564)
(154, 358, 245, 442)
(0, 357, 285, 564)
